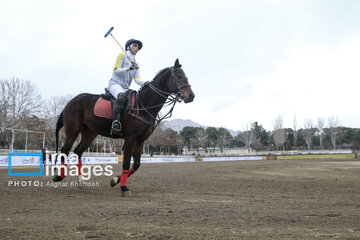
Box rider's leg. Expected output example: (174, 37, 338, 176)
(111, 92, 126, 135)
(108, 85, 127, 135)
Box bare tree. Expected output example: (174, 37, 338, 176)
(0, 78, 44, 149)
(44, 95, 73, 129)
(293, 113, 297, 149)
(327, 116, 341, 150)
(273, 114, 286, 150)
(194, 127, 207, 152)
(0, 77, 43, 129)
(302, 119, 315, 150)
(41, 95, 74, 149)
(317, 118, 325, 149)
(238, 123, 254, 152)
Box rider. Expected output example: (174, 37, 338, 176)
(108, 38, 148, 136)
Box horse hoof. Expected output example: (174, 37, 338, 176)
(77, 176, 84, 188)
(53, 175, 64, 182)
(110, 177, 120, 187)
(122, 190, 132, 197)
(121, 186, 132, 197)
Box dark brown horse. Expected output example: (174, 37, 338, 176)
(55, 59, 194, 196)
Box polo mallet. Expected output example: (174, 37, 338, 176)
(104, 27, 134, 64)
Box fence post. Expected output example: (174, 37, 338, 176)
(25, 130, 28, 152)
(11, 129, 14, 152)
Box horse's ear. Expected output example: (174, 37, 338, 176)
(174, 58, 182, 68)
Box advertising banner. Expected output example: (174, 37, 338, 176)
(81, 156, 118, 165)
(203, 156, 263, 162)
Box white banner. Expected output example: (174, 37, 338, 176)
(81, 156, 118, 165)
(9, 155, 41, 166)
(141, 157, 196, 163)
(2, 155, 264, 166)
(203, 156, 263, 162)
(0, 156, 8, 166)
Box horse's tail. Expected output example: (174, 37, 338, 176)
(55, 111, 64, 153)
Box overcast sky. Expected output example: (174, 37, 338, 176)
(1, 0, 359, 131)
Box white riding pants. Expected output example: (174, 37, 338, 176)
(108, 84, 126, 99)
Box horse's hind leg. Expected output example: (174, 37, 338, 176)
(53, 133, 79, 181)
(73, 126, 97, 178)
(54, 119, 82, 182)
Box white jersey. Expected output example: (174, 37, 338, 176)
(108, 50, 144, 93)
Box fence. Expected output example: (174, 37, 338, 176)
(0, 127, 45, 152)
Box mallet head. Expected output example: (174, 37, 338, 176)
(104, 27, 114, 38)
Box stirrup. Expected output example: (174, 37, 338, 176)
(111, 120, 121, 131)
(110, 120, 122, 136)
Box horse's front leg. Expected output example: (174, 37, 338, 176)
(130, 141, 144, 177)
(119, 139, 136, 196)
(110, 140, 144, 197)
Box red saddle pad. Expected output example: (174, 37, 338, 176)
(94, 97, 112, 119)
(93, 94, 136, 119)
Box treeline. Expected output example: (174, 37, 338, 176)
(173, 123, 360, 153)
(1, 78, 360, 154)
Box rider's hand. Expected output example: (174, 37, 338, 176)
(143, 81, 151, 87)
(129, 63, 139, 71)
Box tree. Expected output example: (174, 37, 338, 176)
(0, 77, 44, 129)
(146, 127, 165, 154)
(217, 127, 232, 152)
(251, 122, 269, 150)
(205, 127, 218, 151)
(231, 134, 246, 148)
(293, 114, 298, 149)
(0, 78, 44, 149)
(43, 95, 73, 148)
(194, 127, 207, 151)
(317, 118, 325, 149)
(237, 123, 254, 152)
(302, 119, 315, 150)
(341, 127, 360, 149)
(180, 126, 196, 149)
(147, 126, 184, 155)
(284, 128, 295, 150)
(273, 114, 286, 150)
(327, 116, 341, 149)
(44, 95, 73, 127)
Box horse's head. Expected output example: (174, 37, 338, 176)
(168, 59, 195, 103)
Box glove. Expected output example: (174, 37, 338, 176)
(129, 63, 139, 71)
(143, 81, 151, 87)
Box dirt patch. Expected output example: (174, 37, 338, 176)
(1, 159, 360, 239)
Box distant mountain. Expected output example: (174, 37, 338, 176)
(160, 119, 240, 137)
(160, 119, 206, 132)
(227, 129, 241, 137)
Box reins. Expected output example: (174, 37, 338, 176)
(128, 67, 189, 127)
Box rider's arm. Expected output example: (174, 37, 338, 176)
(133, 68, 145, 86)
(113, 53, 130, 73)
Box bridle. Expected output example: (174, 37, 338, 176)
(147, 67, 190, 100)
(128, 67, 191, 127)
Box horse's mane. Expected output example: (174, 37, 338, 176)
(139, 67, 170, 92)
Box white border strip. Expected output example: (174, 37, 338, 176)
(203, 156, 263, 162)
(140, 157, 196, 163)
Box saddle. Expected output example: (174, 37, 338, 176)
(93, 89, 136, 119)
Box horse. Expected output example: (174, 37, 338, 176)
(54, 59, 195, 196)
